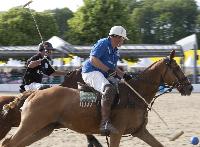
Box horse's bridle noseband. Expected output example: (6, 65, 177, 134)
(162, 58, 190, 89)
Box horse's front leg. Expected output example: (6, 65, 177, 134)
(110, 133, 122, 147)
(132, 128, 164, 147)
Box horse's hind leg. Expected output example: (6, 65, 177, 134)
(0, 126, 11, 141)
(0, 109, 21, 141)
(86, 135, 102, 147)
(133, 128, 164, 147)
(1, 106, 55, 146)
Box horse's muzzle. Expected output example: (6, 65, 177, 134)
(180, 85, 193, 96)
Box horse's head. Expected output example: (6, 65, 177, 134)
(160, 50, 193, 95)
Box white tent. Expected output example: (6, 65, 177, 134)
(133, 58, 153, 67)
(70, 56, 82, 67)
(117, 60, 127, 66)
(6, 58, 24, 67)
(117, 60, 128, 71)
(184, 56, 200, 75)
(184, 56, 194, 67)
(47, 36, 78, 54)
(52, 59, 63, 67)
(175, 34, 197, 51)
(48, 36, 66, 49)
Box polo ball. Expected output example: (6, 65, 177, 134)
(190, 136, 199, 145)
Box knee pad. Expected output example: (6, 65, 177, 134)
(102, 84, 117, 102)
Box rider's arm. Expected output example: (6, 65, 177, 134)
(28, 59, 42, 68)
(90, 56, 109, 72)
(116, 67, 124, 78)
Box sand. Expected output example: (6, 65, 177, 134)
(1, 92, 200, 147)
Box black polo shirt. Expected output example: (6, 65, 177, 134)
(23, 53, 55, 85)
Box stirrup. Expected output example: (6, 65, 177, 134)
(100, 121, 118, 136)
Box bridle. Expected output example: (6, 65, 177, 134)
(148, 57, 190, 108)
(162, 57, 190, 91)
(128, 58, 188, 90)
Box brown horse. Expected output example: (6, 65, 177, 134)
(0, 70, 102, 147)
(1, 50, 193, 147)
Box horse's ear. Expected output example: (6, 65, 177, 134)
(169, 50, 175, 60)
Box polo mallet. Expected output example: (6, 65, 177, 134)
(23, 1, 76, 59)
(122, 79, 184, 141)
(23, 0, 44, 43)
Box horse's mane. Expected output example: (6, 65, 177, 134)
(128, 59, 163, 82)
(143, 58, 164, 72)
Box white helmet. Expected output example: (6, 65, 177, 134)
(109, 26, 129, 40)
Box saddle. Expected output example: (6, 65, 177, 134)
(78, 82, 102, 107)
(77, 78, 120, 108)
(62, 68, 135, 108)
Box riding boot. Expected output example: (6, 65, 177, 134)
(100, 84, 118, 136)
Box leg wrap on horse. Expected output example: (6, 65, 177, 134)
(100, 84, 118, 136)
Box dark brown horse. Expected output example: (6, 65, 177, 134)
(0, 69, 102, 147)
(0, 50, 193, 147)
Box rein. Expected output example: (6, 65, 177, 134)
(149, 85, 174, 109)
(133, 57, 190, 109)
(121, 58, 186, 130)
(164, 58, 190, 91)
(122, 79, 172, 130)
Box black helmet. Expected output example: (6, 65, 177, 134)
(38, 41, 54, 52)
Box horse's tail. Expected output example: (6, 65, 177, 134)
(1, 90, 35, 116)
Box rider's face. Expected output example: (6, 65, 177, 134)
(112, 35, 125, 47)
(44, 44, 53, 56)
(45, 50, 52, 56)
(116, 36, 125, 47)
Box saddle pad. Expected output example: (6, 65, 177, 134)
(80, 91, 97, 107)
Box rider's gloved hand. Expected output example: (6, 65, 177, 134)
(123, 73, 132, 81)
(107, 69, 117, 77)
(41, 58, 48, 65)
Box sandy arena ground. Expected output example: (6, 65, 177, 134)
(1, 92, 200, 147)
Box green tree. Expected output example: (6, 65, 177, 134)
(129, 5, 157, 43)
(129, 0, 197, 44)
(0, 7, 59, 45)
(45, 8, 73, 38)
(195, 11, 200, 47)
(153, 0, 197, 43)
(65, 0, 129, 45)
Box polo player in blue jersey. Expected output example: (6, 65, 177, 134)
(82, 26, 131, 135)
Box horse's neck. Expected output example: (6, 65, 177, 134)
(128, 66, 162, 103)
(61, 69, 83, 89)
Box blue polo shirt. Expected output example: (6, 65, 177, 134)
(82, 37, 120, 77)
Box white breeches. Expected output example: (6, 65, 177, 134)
(24, 82, 43, 91)
(82, 71, 110, 94)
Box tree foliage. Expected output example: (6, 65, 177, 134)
(0, 0, 199, 46)
(45, 8, 73, 38)
(65, 0, 129, 45)
(129, 0, 197, 44)
(0, 7, 59, 45)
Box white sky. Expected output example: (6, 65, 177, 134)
(0, 0, 84, 12)
(0, 0, 199, 12)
